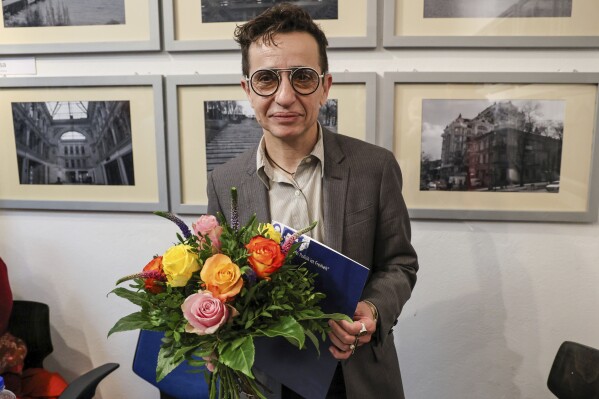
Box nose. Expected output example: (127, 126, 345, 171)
(274, 73, 297, 107)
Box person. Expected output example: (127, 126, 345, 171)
(0, 258, 67, 399)
(207, 3, 418, 398)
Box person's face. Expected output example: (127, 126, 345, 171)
(241, 31, 332, 144)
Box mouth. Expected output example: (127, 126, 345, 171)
(270, 112, 302, 122)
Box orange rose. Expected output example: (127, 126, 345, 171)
(200, 254, 243, 302)
(143, 256, 164, 294)
(245, 236, 286, 279)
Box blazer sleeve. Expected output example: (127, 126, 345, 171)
(360, 153, 418, 347)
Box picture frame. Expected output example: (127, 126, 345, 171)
(163, 0, 376, 52)
(0, 0, 160, 55)
(0, 75, 168, 212)
(382, 72, 599, 222)
(383, 0, 599, 48)
(166, 72, 377, 214)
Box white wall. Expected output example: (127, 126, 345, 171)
(2, 5, 599, 399)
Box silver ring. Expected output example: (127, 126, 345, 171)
(349, 343, 356, 352)
(357, 322, 367, 337)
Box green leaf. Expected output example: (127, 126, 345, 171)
(218, 336, 255, 377)
(107, 312, 154, 336)
(257, 316, 305, 349)
(156, 345, 185, 382)
(304, 329, 321, 356)
(109, 287, 151, 307)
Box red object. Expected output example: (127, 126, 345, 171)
(0, 257, 13, 335)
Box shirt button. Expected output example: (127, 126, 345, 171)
(305, 158, 312, 163)
(295, 190, 300, 196)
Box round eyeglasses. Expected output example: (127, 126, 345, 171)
(246, 67, 325, 97)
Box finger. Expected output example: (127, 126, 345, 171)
(329, 344, 351, 360)
(327, 331, 349, 352)
(328, 320, 356, 345)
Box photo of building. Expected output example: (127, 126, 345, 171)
(201, 0, 338, 23)
(12, 100, 134, 185)
(423, 0, 572, 18)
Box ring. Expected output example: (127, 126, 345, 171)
(349, 343, 356, 353)
(357, 322, 367, 337)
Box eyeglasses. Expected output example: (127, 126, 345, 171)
(245, 67, 325, 97)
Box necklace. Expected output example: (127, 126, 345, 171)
(266, 153, 295, 176)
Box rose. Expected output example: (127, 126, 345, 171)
(162, 244, 199, 287)
(192, 215, 223, 250)
(142, 256, 164, 294)
(182, 290, 229, 335)
(245, 236, 286, 279)
(200, 254, 243, 302)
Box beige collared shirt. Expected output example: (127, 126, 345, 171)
(256, 126, 325, 242)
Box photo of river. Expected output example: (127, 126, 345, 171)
(3, 0, 126, 27)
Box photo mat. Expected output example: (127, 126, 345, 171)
(384, 0, 599, 47)
(382, 72, 599, 222)
(0, 76, 167, 211)
(0, 0, 159, 54)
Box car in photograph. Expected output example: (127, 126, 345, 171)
(427, 181, 437, 190)
(545, 181, 560, 193)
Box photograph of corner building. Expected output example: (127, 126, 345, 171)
(201, 0, 338, 23)
(11, 100, 134, 186)
(423, 0, 572, 18)
(420, 99, 564, 192)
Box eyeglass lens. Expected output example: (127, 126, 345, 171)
(250, 68, 321, 96)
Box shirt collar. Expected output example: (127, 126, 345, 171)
(256, 124, 325, 187)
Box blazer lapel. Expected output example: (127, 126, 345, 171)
(238, 151, 270, 223)
(322, 130, 348, 252)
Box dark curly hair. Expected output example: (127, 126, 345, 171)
(234, 3, 329, 77)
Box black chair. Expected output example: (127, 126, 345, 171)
(547, 341, 599, 399)
(7, 300, 119, 399)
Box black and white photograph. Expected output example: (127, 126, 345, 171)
(12, 100, 134, 185)
(423, 0, 572, 18)
(204, 99, 337, 172)
(420, 99, 564, 193)
(3, 0, 126, 28)
(201, 0, 338, 23)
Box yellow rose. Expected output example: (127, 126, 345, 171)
(260, 223, 282, 244)
(162, 244, 199, 287)
(200, 254, 243, 302)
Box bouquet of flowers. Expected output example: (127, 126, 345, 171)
(109, 188, 349, 399)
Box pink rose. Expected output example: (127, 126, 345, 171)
(181, 291, 229, 335)
(192, 215, 223, 250)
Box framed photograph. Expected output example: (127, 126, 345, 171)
(0, 0, 160, 54)
(163, 0, 376, 51)
(0, 75, 168, 212)
(382, 72, 599, 222)
(166, 72, 377, 214)
(383, 0, 599, 48)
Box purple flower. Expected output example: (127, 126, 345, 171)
(154, 211, 191, 239)
(230, 187, 240, 231)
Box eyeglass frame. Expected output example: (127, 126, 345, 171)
(244, 67, 327, 97)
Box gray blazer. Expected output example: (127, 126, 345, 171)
(207, 128, 418, 399)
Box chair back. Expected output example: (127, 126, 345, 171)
(133, 330, 209, 399)
(547, 341, 599, 399)
(8, 300, 53, 369)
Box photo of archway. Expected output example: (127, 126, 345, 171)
(11, 100, 134, 185)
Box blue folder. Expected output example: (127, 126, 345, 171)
(132, 330, 209, 399)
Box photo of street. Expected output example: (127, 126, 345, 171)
(201, 0, 338, 23)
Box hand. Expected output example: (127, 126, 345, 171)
(328, 301, 377, 360)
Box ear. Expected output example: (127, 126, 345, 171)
(240, 77, 251, 98)
(319, 73, 333, 106)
